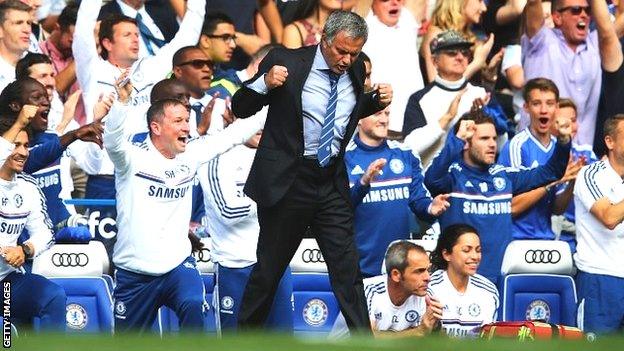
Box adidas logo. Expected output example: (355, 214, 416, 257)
(465, 180, 474, 188)
(351, 165, 365, 175)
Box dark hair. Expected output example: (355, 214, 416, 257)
(15, 53, 52, 80)
(151, 78, 186, 103)
(604, 114, 624, 139)
(172, 46, 201, 66)
(146, 98, 186, 133)
(453, 108, 496, 134)
(430, 224, 480, 271)
(384, 240, 427, 275)
(0, 78, 41, 119)
(0, 0, 31, 25)
(99, 14, 137, 60)
(0, 117, 15, 136)
(558, 98, 577, 113)
(522, 77, 559, 102)
(57, 2, 78, 31)
(359, 51, 371, 64)
(201, 11, 234, 36)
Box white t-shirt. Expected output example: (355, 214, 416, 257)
(574, 159, 624, 277)
(365, 275, 427, 332)
(427, 270, 499, 338)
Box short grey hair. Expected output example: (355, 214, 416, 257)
(384, 241, 426, 275)
(323, 11, 368, 45)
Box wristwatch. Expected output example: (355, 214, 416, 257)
(19, 244, 33, 259)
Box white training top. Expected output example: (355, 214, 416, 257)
(365, 275, 427, 332)
(0, 138, 55, 281)
(103, 102, 264, 275)
(73, 0, 205, 176)
(74, 0, 205, 129)
(427, 270, 499, 338)
(574, 159, 624, 278)
(198, 145, 258, 268)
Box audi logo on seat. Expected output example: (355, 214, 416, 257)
(51, 253, 89, 267)
(524, 250, 561, 264)
(302, 249, 324, 263)
(194, 248, 211, 263)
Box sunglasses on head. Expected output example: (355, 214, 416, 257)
(178, 59, 214, 69)
(557, 5, 591, 16)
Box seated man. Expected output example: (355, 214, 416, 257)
(331, 241, 443, 338)
(0, 110, 66, 331)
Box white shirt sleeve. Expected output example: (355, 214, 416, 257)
(501, 44, 522, 77)
(186, 112, 266, 165)
(103, 102, 133, 177)
(0, 136, 15, 166)
(137, 0, 206, 82)
(24, 183, 55, 257)
(404, 123, 445, 155)
(73, 0, 103, 122)
(66, 140, 105, 175)
(574, 166, 605, 212)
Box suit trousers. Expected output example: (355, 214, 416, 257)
(238, 158, 371, 333)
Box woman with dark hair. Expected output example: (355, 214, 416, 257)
(428, 223, 499, 337)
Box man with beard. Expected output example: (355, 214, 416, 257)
(424, 109, 571, 285)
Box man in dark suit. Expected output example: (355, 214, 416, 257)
(232, 11, 393, 332)
(98, 0, 179, 57)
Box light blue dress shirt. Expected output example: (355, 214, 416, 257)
(247, 46, 356, 157)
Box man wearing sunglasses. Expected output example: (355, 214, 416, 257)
(524, 0, 602, 147)
(402, 30, 487, 169)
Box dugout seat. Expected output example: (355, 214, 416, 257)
(155, 238, 217, 334)
(500, 240, 577, 326)
(289, 239, 341, 337)
(32, 242, 113, 333)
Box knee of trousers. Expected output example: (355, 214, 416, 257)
(42, 283, 67, 310)
(178, 296, 206, 313)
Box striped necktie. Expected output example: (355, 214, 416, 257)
(317, 71, 340, 167)
(135, 12, 166, 56)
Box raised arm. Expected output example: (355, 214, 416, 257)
(103, 79, 134, 176)
(524, 0, 545, 39)
(73, 0, 103, 122)
(591, 0, 623, 72)
(141, 0, 206, 80)
(257, 0, 283, 44)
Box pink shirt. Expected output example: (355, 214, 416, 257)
(40, 39, 87, 126)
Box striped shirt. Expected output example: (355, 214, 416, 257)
(574, 159, 624, 277)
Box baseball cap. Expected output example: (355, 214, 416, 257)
(430, 30, 473, 54)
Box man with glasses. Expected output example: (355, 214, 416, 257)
(232, 11, 392, 332)
(402, 30, 487, 168)
(172, 46, 230, 137)
(198, 13, 237, 77)
(524, 0, 601, 146)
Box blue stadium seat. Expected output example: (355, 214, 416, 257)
(500, 240, 577, 326)
(49, 277, 114, 333)
(290, 239, 341, 337)
(32, 242, 114, 333)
